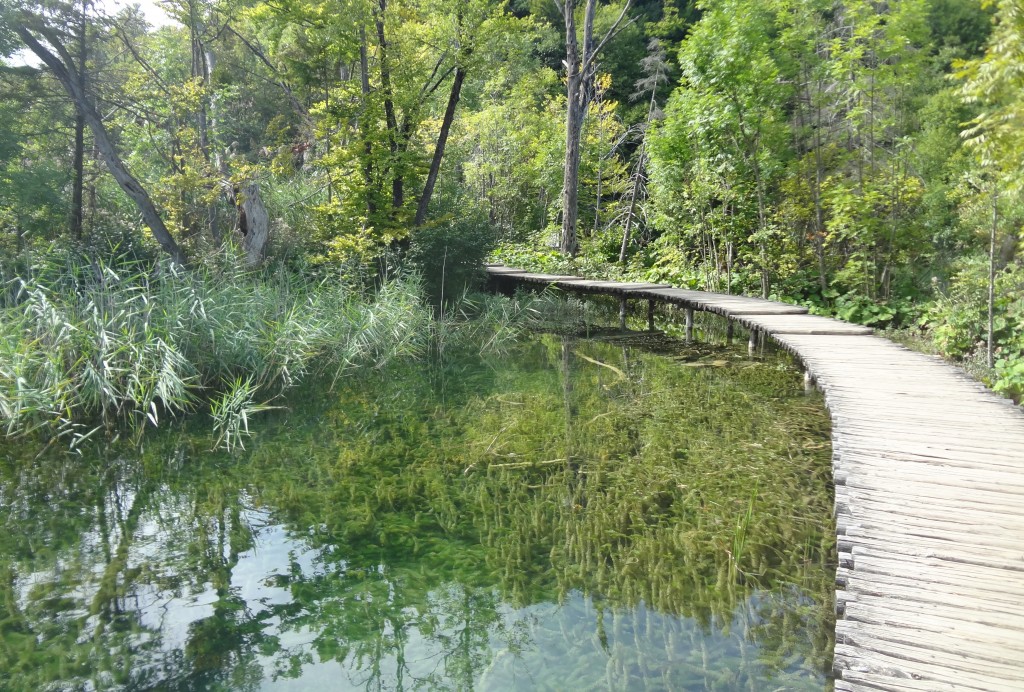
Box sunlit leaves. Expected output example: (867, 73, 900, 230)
(957, 0, 1024, 190)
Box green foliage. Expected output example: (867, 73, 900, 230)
(648, 0, 792, 295)
(0, 69, 72, 248)
(0, 243, 547, 447)
(407, 211, 496, 307)
(956, 0, 1024, 190)
(923, 256, 992, 358)
(827, 291, 917, 328)
(456, 67, 566, 239)
(928, 0, 994, 57)
(922, 257, 1024, 400)
(3, 0, 1024, 407)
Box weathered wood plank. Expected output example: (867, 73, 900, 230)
(515, 272, 588, 282)
(835, 640, 1015, 690)
(835, 674, 955, 692)
(734, 313, 874, 335)
(841, 551, 1024, 601)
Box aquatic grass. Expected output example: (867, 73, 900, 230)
(730, 482, 759, 579)
(210, 376, 277, 451)
(429, 290, 540, 361)
(0, 249, 525, 449)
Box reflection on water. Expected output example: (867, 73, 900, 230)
(0, 332, 835, 691)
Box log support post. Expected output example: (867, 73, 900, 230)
(726, 319, 734, 343)
(647, 299, 655, 331)
(619, 296, 627, 331)
(685, 307, 694, 342)
(748, 328, 758, 354)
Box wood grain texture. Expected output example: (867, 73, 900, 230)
(487, 266, 1024, 690)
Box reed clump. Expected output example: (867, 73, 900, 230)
(0, 250, 532, 449)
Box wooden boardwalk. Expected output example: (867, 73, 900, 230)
(486, 265, 1024, 691)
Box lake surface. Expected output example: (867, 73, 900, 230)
(0, 330, 835, 690)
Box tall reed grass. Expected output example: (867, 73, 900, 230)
(0, 250, 535, 450)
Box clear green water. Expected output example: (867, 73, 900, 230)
(0, 330, 834, 691)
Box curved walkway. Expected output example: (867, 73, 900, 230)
(486, 264, 1024, 691)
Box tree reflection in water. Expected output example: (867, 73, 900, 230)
(0, 332, 835, 690)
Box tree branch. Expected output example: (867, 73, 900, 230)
(110, 17, 171, 95)
(418, 52, 452, 100)
(225, 24, 313, 132)
(14, 12, 186, 264)
(423, 64, 456, 99)
(581, 0, 633, 76)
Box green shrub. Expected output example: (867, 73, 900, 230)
(408, 212, 496, 308)
(922, 256, 1024, 401)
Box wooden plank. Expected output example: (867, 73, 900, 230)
(550, 280, 671, 293)
(840, 526, 1024, 571)
(628, 287, 810, 314)
(835, 642, 1012, 690)
(847, 548, 1024, 596)
(842, 597, 1024, 647)
(836, 488, 1024, 530)
(735, 313, 874, 335)
(838, 667, 989, 692)
(514, 273, 588, 283)
(836, 440, 1024, 472)
(837, 626, 1024, 672)
(842, 571, 1024, 618)
(775, 333, 1024, 689)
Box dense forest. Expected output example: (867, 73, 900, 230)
(1, 0, 1022, 444)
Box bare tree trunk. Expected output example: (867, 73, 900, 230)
(70, 1, 87, 241)
(375, 0, 403, 212)
(16, 22, 186, 265)
(561, 83, 583, 255)
(88, 140, 99, 228)
(619, 53, 662, 264)
(809, 70, 828, 294)
(236, 182, 269, 266)
(416, 65, 467, 226)
(186, 2, 226, 242)
(558, 0, 592, 257)
(71, 115, 85, 240)
(359, 26, 377, 219)
(998, 226, 1018, 268)
(618, 142, 644, 263)
(988, 185, 998, 369)
(557, 0, 631, 258)
(188, 1, 211, 160)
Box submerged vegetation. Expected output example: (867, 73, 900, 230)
(0, 330, 835, 690)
